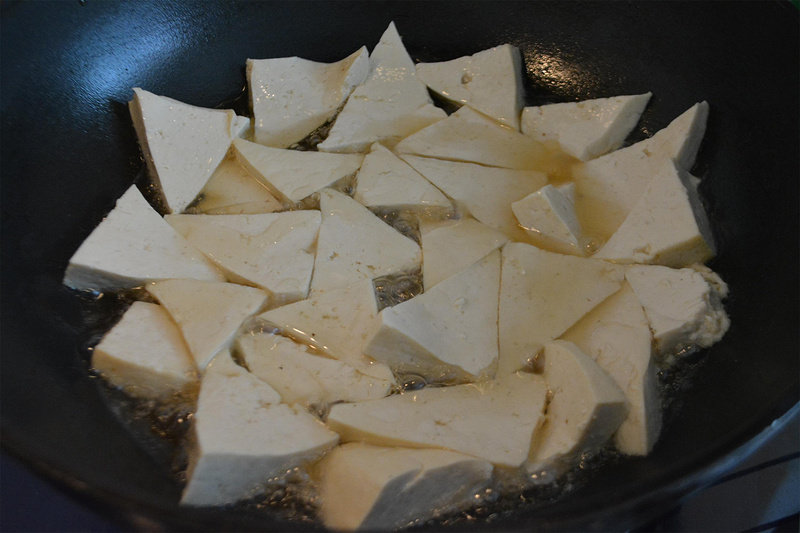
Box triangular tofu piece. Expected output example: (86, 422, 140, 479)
(498, 243, 624, 375)
(317, 22, 446, 153)
(511, 183, 584, 256)
(63, 185, 223, 291)
(593, 160, 715, 267)
(421, 217, 508, 289)
(364, 249, 500, 382)
(521, 93, 651, 161)
(248, 47, 370, 147)
(165, 211, 320, 305)
(317, 443, 493, 531)
(311, 189, 421, 293)
(181, 350, 338, 506)
(190, 155, 283, 214)
(402, 154, 546, 241)
(233, 138, 364, 204)
(416, 44, 525, 130)
(129, 88, 236, 213)
(573, 102, 709, 240)
(353, 143, 451, 212)
(146, 279, 268, 370)
(230, 115, 251, 139)
(327, 372, 547, 468)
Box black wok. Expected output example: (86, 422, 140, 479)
(1, 1, 798, 530)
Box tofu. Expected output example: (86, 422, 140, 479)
(230, 115, 252, 139)
(146, 279, 268, 370)
(191, 155, 283, 214)
(92, 301, 197, 399)
(237, 333, 393, 407)
(421, 217, 508, 289)
(416, 44, 525, 130)
(364, 250, 500, 382)
(247, 47, 369, 148)
(401, 154, 547, 242)
(63, 185, 224, 291)
(181, 350, 338, 506)
(316, 443, 493, 531)
(498, 243, 624, 375)
(511, 183, 584, 256)
(311, 189, 421, 293)
(592, 160, 715, 267)
(521, 93, 651, 161)
(327, 372, 547, 467)
(165, 211, 321, 305)
(128, 88, 236, 213)
(625, 264, 730, 357)
(232, 138, 364, 204)
(353, 143, 451, 212)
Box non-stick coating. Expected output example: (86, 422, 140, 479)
(1, 1, 798, 530)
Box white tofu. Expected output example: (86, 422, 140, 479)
(401, 154, 547, 242)
(364, 250, 500, 382)
(416, 44, 525, 130)
(317, 443, 493, 531)
(625, 264, 730, 357)
(191, 156, 283, 214)
(232, 138, 364, 204)
(237, 333, 393, 407)
(248, 47, 369, 148)
(327, 372, 548, 467)
(311, 189, 421, 293)
(521, 93, 651, 161)
(165, 211, 320, 305)
(421, 217, 508, 289)
(498, 243, 624, 375)
(92, 301, 197, 399)
(63, 185, 224, 291)
(181, 350, 338, 506)
(256, 279, 393, 382)
(317, 22, 446, 153)
(593, 160, 715, 267)
(511, 183, 584, 256)
(230, 115, 252, 139)
(128, 88, 236, 213)
(353, 143, 451, 212)
(573, 102, 709, 240)
(146, 279, 268, 370)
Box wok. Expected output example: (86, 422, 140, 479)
(1, 1, 798, 530)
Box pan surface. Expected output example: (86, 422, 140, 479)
(1, 1, 798, 530)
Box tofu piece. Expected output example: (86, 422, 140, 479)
(166, 211, 320, 305)
(521, 93, 651, 161)
(237, 333, 392, 407)
(317, 443, 493, 531)
(511, 183, 584, 256)
(230, 115, 252, 139)
(353, 143, 451, 212)
(593, 160, 715, 267)
(528, 341, 627, 468)
(311, 189, 421, 293)
(364, 250, 500, 382)
(232, 138, 364, 204)
(181, 350, 338, 506)
(317, 22, 446, 153)
(625, 264, 730, 357)
(191, 156, 283, 214)
(327, 372, 547, 468)
(128, 88, 236, 213)
(401, 154, 547, 242)
(256, 279, 393, 382)
(247, 47, 369, 148)
(421, 217, 508, 289)
(561, 283, 661, 455)
(573, 102, 709, 240)
(146, 279, 268, 370)
(92, 301, 197, 399)
(63, 185, 224, 291)
(395, 105, 550, 170)
(498, 243, 624, 375)
(416, 44, 525, 130)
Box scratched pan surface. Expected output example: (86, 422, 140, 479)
(1, 1, 798, 530)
